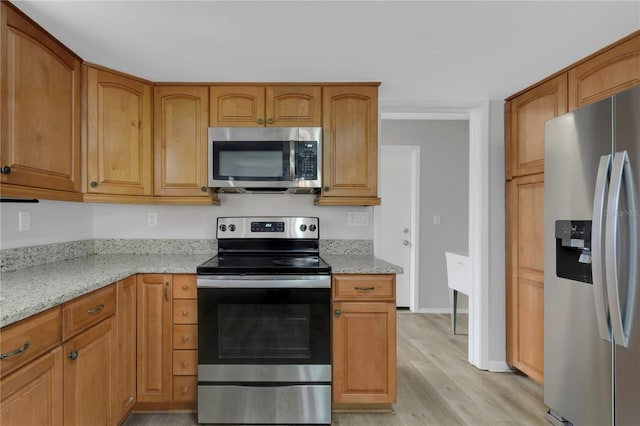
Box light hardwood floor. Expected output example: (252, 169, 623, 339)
(123, 313, 546, 426)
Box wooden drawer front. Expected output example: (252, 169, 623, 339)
(173, 300, 197, 324)
(173, 350, 197, 375)
(173, 376, 197, 401)
(62, 284, 116, 340)
(0, 307, 62, 378)
(173, 325, 197, 350)
(333, 275, 395, 301)
(173, 275, 196, 299)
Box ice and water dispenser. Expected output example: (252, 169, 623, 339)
(555, 220, 593, 283)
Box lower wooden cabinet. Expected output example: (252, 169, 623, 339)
(331, 274, 397, 406)
(171, 275, 197, 406)
(63, 317, 116, 426)
(114, 276, 137, 421)
(0, 346, 64, 426)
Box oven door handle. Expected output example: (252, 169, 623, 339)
(197, 275, 331, 289)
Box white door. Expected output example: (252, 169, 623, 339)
(375, 145, 420, 309)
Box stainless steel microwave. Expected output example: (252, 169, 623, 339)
(208, 127, 322, 193)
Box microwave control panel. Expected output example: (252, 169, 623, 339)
(295, 141, 318, 180)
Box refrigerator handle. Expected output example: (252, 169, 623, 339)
(592, 154, 612, 342)
(605, 150, 637, 348)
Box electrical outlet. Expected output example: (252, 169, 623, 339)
(18, 211, 30, 232)
(147, 212, 158, 228)
(348, 212, 369, 226)
(434, 215, 441, 225)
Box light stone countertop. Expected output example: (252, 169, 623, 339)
(0, 253, 402, 328)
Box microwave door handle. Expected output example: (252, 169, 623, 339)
(290, 140, 296, 181)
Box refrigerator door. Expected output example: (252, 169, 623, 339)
(612, 86, 640, 426)
(544, 98, 613, 425)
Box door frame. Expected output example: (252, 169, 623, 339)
(380, 103, 492, 371)
(373, 145, 421, 311)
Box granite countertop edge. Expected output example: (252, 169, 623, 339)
(1, 253, 402, 328)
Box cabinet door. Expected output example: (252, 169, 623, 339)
(210, 86, 265, 127)
(137, 274, 172, 403)
(0, 4, 81, 193)
(332, 301, 396, 404)
(266, 86, 321, 127)
(319, 85, 381, 205)
(508, 173, 544, 384)
(154, 86, 212, 197)
(86, 66, 152, 195)
(0, 347, 63, 426)
(63, 317, 116, 426)
(509, 75, 567, 177)
(114, 276, 136, 422)
(569, 34, 640, 111)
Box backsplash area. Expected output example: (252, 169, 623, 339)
(1, 238, 373, 272)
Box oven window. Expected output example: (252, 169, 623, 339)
(219, 304, 310, 359)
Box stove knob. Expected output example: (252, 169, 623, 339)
(229, 224, 236, 232)
(219, 224, 227, 232)
(309, 224, 317, 232)
(299, 224, 307, 232)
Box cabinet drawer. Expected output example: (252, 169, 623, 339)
(173, 325, 197, 350)
(332, 275, 395, 301)
(173, 275, 196, 299)
(173, 300, 197, 324)
(173, 350, 197, 375)
(173, 376, 197, 401)
(62, 284, 116, 340)
(0, 307, 62, 378)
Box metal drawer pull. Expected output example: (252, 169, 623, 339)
(165, 282, 170, 301)
(182, 335, 189, 342)
(182, 285, 189, 290)
(181, 386, 189, 394)
(0, 340, 30, 359)
(334, 310, 341, 317)
(182, 311, 189, 316)
(182, 361, 189, 368)
(87, 304, 105, 314)
(125, 396, 134, 406)
(355, 286, 375, 291)
(68, 351, 78, 361)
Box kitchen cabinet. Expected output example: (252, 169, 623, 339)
(507, 173, 545, 384)
(114, 276, 137, 422)
(506, 74, 567, 178)
(85, 65, 153, 198)
(171, 275, 197, 406)
(63, 317, 116, 426)
(209, 85, 321, 127)
(153, 85, 219, 204)
(136, 274, 173, 405)
(0, 3, 82, 201)
(316, 85, 381, 206)
(331, 274, 396, 406)
(568, 33, 640, 111)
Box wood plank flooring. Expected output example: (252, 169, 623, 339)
(123, 313, 546, 426)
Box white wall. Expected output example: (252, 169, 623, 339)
(380, 120, 469, 311)
(0, 196, 372, 249)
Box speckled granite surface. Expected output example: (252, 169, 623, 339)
(321, 254, 403, 275)
(1, 240, 94, 273)
(319, 239, 373, 255)
(94, 239, 217, 255)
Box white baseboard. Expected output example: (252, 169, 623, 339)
(488, 361, 511, 372)
(412, 308, 469, 314)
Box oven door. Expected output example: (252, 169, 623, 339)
(197, 275, 331, 371)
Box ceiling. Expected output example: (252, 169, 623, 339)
(11, 1, 640, 107)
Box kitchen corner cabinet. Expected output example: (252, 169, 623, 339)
(153, 86, 218, 203)
(209, 85, 322, 127)
(0, 3, 82, 200)
(85, 65, 152, 197)
(114, 276, 137, 421)
(316, 85, 381, 206)
(507, 74, 567, 178)
(332, 274, 397, 406)
(137, 274, 173, 404)
(568, 33, 640, 111)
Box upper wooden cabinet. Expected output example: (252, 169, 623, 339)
(153, 86, 215, 199)
(316, 85, 381, 205)
(569, 33, 640, 111)
(210, 85, 321, 127)
(85, 65, 152, 196)
(0, 3, 81, 198)
(507, 74, 567, 178)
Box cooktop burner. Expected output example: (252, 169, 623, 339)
(197, 255, 331, 275)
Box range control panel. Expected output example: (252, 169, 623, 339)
(217, 216, 319, 239)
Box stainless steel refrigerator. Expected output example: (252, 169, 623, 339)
(544, 85, 639, 426)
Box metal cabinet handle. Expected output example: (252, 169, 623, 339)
(125, 396, 134, 406)
(0, 340, 30, 359)
(182, 311, 189, 316)
(355, 286, 375, 291)
(257, 118, 264, 125)
(181, 386, 189, 394)
(90, 181, 98, 188)
(182, 285, 189, 290)
(200, 186, 208, 192)
(334, 310, 341, 317)
(68, 351, 78, 361)
(0, 166, 11, 175)
(182, 335, 189, 342)
(164, 282, 169, 301)
(182, 361, 189, 368)
(267, 118, 274, 124)
(324, 186, 331, 192)
(87, 304, 104, 314)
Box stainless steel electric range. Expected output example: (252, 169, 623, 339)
(196, 216, 332, 425)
